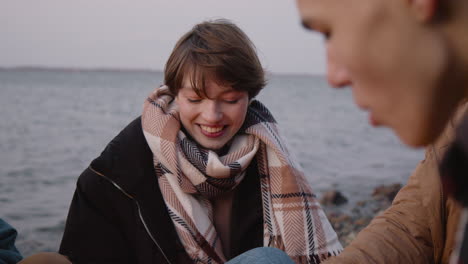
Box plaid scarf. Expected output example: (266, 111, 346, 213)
(142, 86, 342, 263)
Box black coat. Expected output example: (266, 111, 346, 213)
(59, 117, 263, 264)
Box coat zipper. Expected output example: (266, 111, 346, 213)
(89, 166, 172, 264)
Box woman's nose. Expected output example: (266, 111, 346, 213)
(326, 46, 352, 88)
(202, 101, 223, 123)
(327, 58, 352, 88)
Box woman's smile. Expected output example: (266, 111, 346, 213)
(176, 78, 249, 150)
(199, 124, 227, 138)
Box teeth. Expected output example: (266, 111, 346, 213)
(200, 125, 223, 133)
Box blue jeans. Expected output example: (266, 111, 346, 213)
(0, 219, 23, 264)
(227, 247, 294, 264)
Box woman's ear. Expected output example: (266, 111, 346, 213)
(409, 0, 439, 22)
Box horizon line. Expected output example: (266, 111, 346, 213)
(0, 65, 324, 78)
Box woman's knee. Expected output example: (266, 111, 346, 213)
(18, 252, 71, 264)
(228, 247, 294, 264)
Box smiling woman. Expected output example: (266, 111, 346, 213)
(176, 80, 250, 151)
(163, 19, 264, 152)
(54, 19, 342, 264)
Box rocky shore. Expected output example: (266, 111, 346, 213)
(321, 183, 403, 246)
(14, 183, 403, 257)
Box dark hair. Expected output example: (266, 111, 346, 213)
(163, 19, 266, 99)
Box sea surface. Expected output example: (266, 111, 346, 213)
(0, 69, 423, 256)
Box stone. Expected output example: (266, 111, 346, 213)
(320, 190, 349, 206)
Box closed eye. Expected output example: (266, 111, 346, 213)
(301, 19, 330, 41)
(187, 98, 202, 103)
(301, 21, 314, 31)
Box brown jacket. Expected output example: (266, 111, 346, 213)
(324, 103, 468, 264)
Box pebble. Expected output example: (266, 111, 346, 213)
(320, 190, 348, 206)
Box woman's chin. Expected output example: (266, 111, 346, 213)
(395, 126, 440, 148)
(195, 137, 229, 151)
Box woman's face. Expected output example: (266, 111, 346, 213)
(176, 78, 249, 150)
(297, 0, 458, 147)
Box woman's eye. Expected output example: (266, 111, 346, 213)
(187, 98, 202, 103)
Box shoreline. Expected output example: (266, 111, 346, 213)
(321, 183, 402, 246)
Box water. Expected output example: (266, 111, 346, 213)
(0, 69, 423, 256)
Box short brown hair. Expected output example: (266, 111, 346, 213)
(163, 19, 266, 99)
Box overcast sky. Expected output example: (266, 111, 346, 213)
(0, 0, 326, 75)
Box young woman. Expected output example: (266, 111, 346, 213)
(296, 0, 468, 263)
(58, 19, 342, 263)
